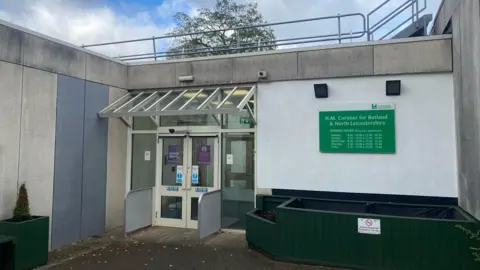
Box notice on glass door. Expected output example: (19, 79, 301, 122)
(144, 151, 151, 161)
(197, 145, 211, 165)
(167, 145, 181, 164)
(226, 154, 233, 165)
(191, 165, 199, 185)
(176, 165, 183, 184)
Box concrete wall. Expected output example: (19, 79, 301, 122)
(0, 20, 130, 247)
(257, 73, 457, 198)
(19, 67, 57, 217)
(0, 62, 58, 248)
(0, 19, 127, 88)
(0, 61, 23, 220)
(432, 0, 480, 220)
(106, 87, 128, 231)
(431, 0, 459, 35)
(452, 0, 480, 220)
(128, 36, 453, 89)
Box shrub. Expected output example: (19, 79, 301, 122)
(12, 183, 32, 222)
(456, 224, 480, 262)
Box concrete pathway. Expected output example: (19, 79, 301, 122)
(40, 227, 345, 270)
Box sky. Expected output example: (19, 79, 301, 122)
(0, 0, 443, 59)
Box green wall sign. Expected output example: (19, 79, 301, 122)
(319, 103, 396, 153)
(240, 117, 252, 124)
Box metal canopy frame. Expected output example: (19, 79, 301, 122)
(99, 85, 257, 128)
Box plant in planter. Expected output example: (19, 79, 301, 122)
(255, 209, 277, 222)
(12, 184, 31, 222)
(456, 224, 480, 263)
(0, 183, 49, 270)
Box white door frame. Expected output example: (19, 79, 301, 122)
(185, 134, 220, 229)
(127, 125, 257, 229)
(155, 134, 189, 228)
(154, 126, 221, 228)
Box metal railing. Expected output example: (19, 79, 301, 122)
(83, 0, 427, 62)
(367, 0, 427, 40)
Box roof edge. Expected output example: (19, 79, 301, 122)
(130, 34, 452, 66)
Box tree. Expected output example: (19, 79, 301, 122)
(165, 0, 276, 59)
(13, 183, 32, 222)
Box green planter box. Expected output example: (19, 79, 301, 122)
(0, 235, 15, 270)
(246, 196, 480, 270)
(255, 195, 292, 212)
(246, 196, 293, 257)
(0, 216, 49, 270)
(246, 209, 277, 256)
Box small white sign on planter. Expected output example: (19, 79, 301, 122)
(358, 218, 381, 235)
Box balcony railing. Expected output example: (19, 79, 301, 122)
(82, 0, 428, 62)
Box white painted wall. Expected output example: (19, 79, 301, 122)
(257, 74, 457, 197)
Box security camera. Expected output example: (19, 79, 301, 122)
(257, 71, 267, 79)
(169, 129, 175, 134)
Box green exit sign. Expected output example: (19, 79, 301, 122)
(240, 118, 252, 124)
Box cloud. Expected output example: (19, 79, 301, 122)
(173, 0, 443, 48)
(0, 0, 443, 60)
(0, 0, 174, 57)
(157, 0, 194, 20)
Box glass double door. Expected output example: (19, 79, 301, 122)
(157, 135, 219, 229)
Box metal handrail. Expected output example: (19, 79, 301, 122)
(118, 32, 367, 62)
(83, 0, 427, 61)
(367, 0, 427, 40)
(84, 13, 366, 61)
(116, 30, 367, 61)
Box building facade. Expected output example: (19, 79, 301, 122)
(1, 0, 479, 251)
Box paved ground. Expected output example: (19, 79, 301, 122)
(40, 227, 344, 270)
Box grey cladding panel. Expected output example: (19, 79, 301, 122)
(51, 75, 85, 249)
(232, 53, 297, 82)
(176, 59, 233, 86)
(23, 34, 86, 79)
(0, 24, 24, 64)
(128, 63, 176, 89)
(298, 46, 374, 79)
(81, 81, 109, 239)
(86, 54, 127, 89)
(373, 39, 453, 75)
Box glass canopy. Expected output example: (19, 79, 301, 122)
(98, 85, 256, 127)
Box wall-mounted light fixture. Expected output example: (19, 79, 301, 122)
(386, 80, 401, 96)
(314, 83, 328, 98)
(178, 75, 194, 82)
